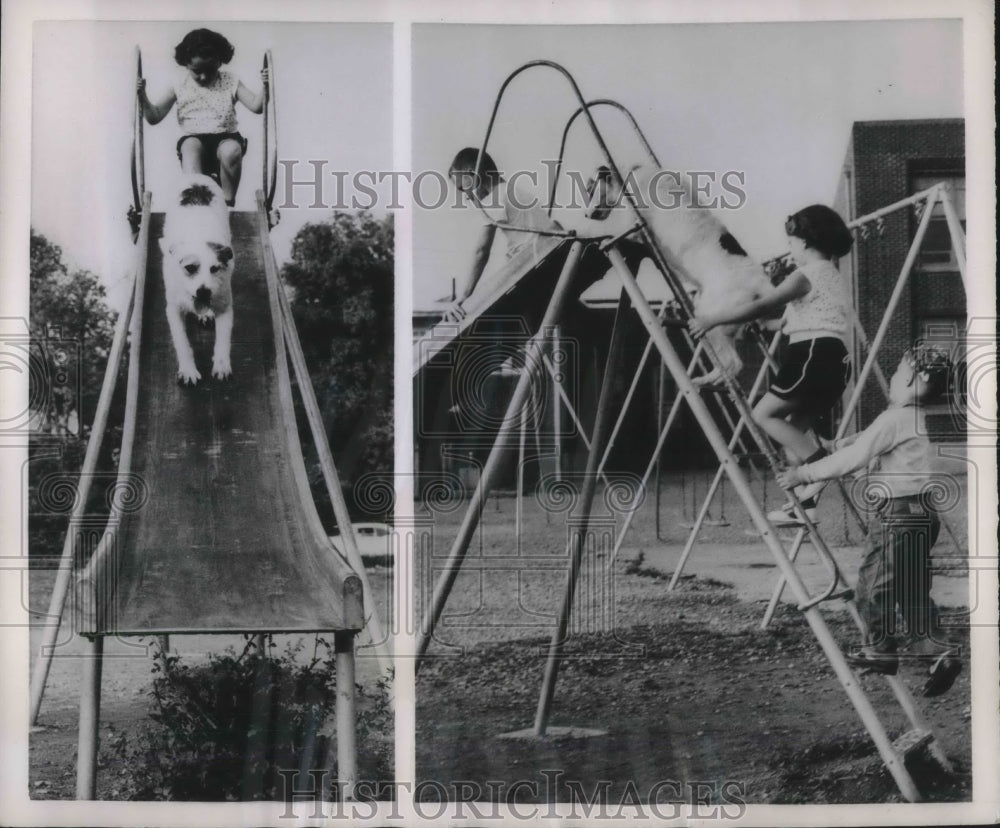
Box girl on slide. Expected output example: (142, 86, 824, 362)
(138, 28, 267, 206)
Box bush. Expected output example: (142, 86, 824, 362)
(107, 635, 392, 801)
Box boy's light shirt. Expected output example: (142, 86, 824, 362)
(480, 176, 560, 260)
(798, 403, 936, 499)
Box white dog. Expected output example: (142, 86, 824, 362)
(582, 164, 772, 384)
(159, 174, 235, 385)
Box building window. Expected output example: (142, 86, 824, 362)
(911, 173, 965, 271)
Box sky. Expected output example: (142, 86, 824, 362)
(412, 19, 965, 307)
(31, 20, 393, 311)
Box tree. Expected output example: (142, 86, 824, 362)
(280, 212, 394, 497)
(29, 231, 120, 558)
(29, 232, 117, 434)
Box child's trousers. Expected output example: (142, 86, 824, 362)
(854, 494, 946, 653)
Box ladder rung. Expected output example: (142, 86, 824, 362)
(892, 728, 933, 758)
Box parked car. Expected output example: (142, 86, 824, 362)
(329, 522, 393, 567)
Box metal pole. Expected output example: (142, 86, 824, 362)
(266, 205, 390, 676)
(655, 360, 665, 539)
(844, 602, 954, 773)
(761, 527, 809, 626)
(535, 289, 630, 735)
(416, 241, 585, 666)
(938, 182, 967, 288)
(75, 636, 103, 799)
(552, 325, 562, 482)
(668, 335, 779, 589)
(605, 341, 707, 573)
(517, 387, 526, 541)
(30, 267, 138, 724)
(335, 631, 357, 801)
(540, 351, 610, 488)
(836, 188, 939, 430)
(598, 335, 654, 478)
(530, 375, 544, 483)
(605, 246, 921, 801)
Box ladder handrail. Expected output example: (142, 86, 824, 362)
(546, 98, 661, 219)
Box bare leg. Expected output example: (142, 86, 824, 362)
(178, 137, 205, 174)
(217, 139, 243, 205)
(753, 392, 819, 463)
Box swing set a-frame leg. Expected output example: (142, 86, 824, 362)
(534, 289, 631, 735)
(415, 241, 586, 667)
(597, 245, 924, 802)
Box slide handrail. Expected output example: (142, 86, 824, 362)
(261, 50, 278, 212)
(130, 46, 145, 215)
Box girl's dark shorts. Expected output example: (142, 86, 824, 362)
(176, 132, 248, 178)
(770, 336, 850, 414)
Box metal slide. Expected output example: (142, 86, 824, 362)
(413, 235, 571, 375)
(76, 206, 363, 635)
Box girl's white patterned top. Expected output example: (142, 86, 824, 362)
(174, 69, 239, 134)
(782, 258, 850, 343)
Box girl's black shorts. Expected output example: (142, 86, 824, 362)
(771, 336, 850, 413)
(176, 132, 248, 179)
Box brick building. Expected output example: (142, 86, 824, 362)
(833, 119, 966, 439)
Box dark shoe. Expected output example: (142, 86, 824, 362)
(923, 652, 962, 697)
(766, 503, 816, 526)
(846, 649, 899, 676)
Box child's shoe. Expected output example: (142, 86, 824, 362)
(845, 648, 899, 676)
(922, 651, 962, 697)
(766, 501, 817, 526)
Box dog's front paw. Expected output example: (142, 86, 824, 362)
(177, 364, 201, 385)
(198, 311, 216, 326)
(212, 355, 232, 380)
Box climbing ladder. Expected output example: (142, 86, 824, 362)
(415, 60, 956, 802)
(664, 183, 968, 627)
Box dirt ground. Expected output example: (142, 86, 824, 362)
(27, 472, 974, 804)
(415, 474, 973, 806)
(26, 562, 393, 801)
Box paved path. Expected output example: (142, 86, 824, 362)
(623, 540, 970, 609)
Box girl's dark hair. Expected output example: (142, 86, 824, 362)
(448, 147, 500, 192)
(785, 204, 854, 259)
(174, 29, 235, 66)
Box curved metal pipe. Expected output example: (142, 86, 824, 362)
(547, 98, 661, 217)
(262, 50, 279, 211)
(130, 46, 144, 213)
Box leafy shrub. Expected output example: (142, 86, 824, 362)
(107, 635, 392, 801)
